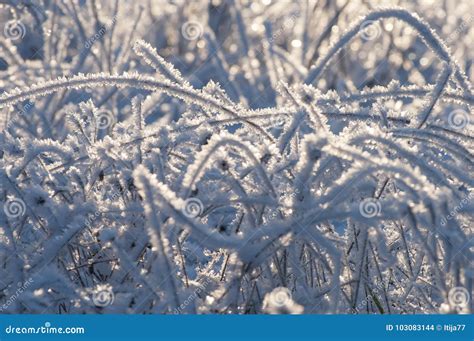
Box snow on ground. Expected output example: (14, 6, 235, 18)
(0, 0, 472, 314)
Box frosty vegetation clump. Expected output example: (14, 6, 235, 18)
(0, 1, 472, 314)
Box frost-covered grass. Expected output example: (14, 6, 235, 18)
(0, 0, 472, 314)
